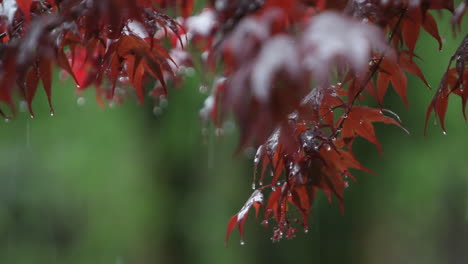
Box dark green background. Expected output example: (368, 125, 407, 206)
(0, 8, 467, 264)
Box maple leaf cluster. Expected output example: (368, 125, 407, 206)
(0, 0, 466, 245)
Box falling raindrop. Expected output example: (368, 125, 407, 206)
(159, 96, 168, 108)
(153, 106, 162, 116)
(199, 84, 209, 94)
(183, 67, 195, 77)
(215, 127, 224, 137)
(77, 97, 86, 106)
(19, 101, 28, 112)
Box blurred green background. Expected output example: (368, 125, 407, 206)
(1, 8, 468, 264)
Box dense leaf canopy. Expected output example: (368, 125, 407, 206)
(0, 0, 466, 244)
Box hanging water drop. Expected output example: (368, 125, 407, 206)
(251, 183, 256, 190)
(4, 117, 11, 122)
(433, 119, 438, 126)
(50, 109, 55, 116)
(327, 145, 331, 151)
(442, 131, 447, 136)
(303, 227, 309, 234)
(240, 240, 246, 246)
(343, 113, 348, 118)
